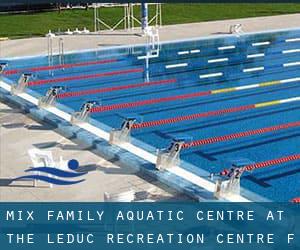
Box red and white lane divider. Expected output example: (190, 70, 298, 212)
(3, 59, 118, 75)
(57, 78, 177, 99)
(291, 197, 300, 203)
(90, 77, 300, 114)
(131, 96, 300, 129)
(28, 68, 143, 86)
(182, 121, 300, 149)
(220, 154, 300, 177)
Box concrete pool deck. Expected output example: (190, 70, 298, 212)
(0, 101, 191, 201)
(0, 13, 299, 58)
(0, 14, 299, 201)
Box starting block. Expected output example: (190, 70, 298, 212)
(71, 101, 99, 124)
(38, 86, 65, 108)
(11, 73, 32, 95)
(0, 62, 7, 74)
(229, 24, 243, 35)
(156, 135, 192, 170)
(214, 172, 241, 199)
(109, 114, 143, 145)
(214, 158, 254, 199)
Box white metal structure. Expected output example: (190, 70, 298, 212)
(46, 31, 55, 75)
(58, 37, 65, 68)
(93, 3, 162, 32)
(144, 26, 160, 47)
(147, 26, 160, 81)
(93, 3, 130, 32)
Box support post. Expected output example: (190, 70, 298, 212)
(58, 38, 65, 68)
(141, 3, 148, 33)
(46, 34, 54, 76)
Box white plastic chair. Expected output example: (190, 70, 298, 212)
(28, 148, 57, 188)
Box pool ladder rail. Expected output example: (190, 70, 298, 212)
(58, 38, 65, 69)
(46, 32, 65, 76)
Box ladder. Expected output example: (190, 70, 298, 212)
(47, 34, 65, 75)
(58, 38, 65, 69)
(47, 35, 54, 75)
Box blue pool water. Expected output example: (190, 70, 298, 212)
(2, 28, 300, 201)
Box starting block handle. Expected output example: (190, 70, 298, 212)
(156, 139, 185, 170)
(38, 86, 64, 107)
(71, 100, 99, 124)
(11, 73, 32, 95)
(121, 117, 136, 130)
(0, 62, 8, 74)
(109, 117, 138, 145)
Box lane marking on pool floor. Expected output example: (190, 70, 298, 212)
(243, 67, 264, 73)
(190, 49, 201, 54)
(282, 49, 300, 54)
(165, 63, 188, 69)
(247, 53, 265, 58)
(0, 79, 250, 202)
(137, 54, 159, 60)
(252, 41, 270, 46)
(218, 45, 235, 50)
(90, 77, 300, 113)
(285, 38, 300, 43)
(208, 58, 228, 64)
(199, 72, 223, 79)
(283, 61, 300, 67)
(177, 49, 201, 55)
(177, 51, 189, 55)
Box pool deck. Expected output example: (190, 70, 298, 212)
(1, 14, 299, 58)
(0, 14, 299, 202)
(0, 101, 191, 201)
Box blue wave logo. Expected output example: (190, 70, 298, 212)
(13, 159, 86, 185)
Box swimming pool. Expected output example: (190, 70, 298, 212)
(1, 28, 300, 202)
